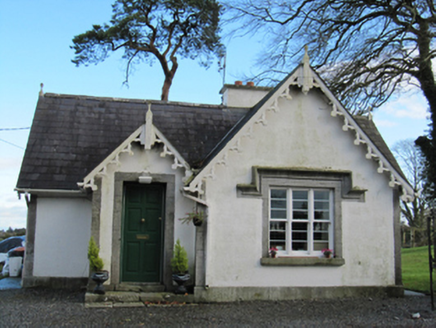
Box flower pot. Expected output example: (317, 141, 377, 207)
(172, 273, 190, 294)
(91, 270, 109, 294)
(193, 217, 203, 226)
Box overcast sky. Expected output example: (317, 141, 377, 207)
(0, 0, 429, 230)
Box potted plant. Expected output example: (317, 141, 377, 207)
(171, 239, 190, 294)
(269, 247, 278, 258)
(88, 236, 109, 294)
(322, 248, 333, 259)
(179, 210, 205, 226)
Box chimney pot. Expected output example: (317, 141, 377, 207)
(246, 81, 255, 87)
(235, 81, 243, 86)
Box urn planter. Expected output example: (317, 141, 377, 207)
(91, 270, 109, 294)
(172, 273, 190, 294)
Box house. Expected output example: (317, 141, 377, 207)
(16, 53, 414, 301)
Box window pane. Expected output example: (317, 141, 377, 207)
(293, 190, 308, 200)
(271, 189, 286, 198)
(292, 231, 308, 240)
(292, 242, 307, 251)
(293, 210, 308, 220)
(271, 241, 286, 251)
(314, 201, 330, 210)
(314, 190, 329, 200)
(314, 232, 329, 241)
(315, 210, 329, 220)
(292, 222, 307, 231)
(270, 230, 286, 241)
(271, 200, 287, 209)
(293, 200, 308, 210)
(313, 222, 329, 231)
(271, 210, 287, 219)
(270, 221, 286, 231)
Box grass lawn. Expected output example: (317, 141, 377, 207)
(402, 246, 433, 294)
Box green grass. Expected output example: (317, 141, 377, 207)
(402, 246, 433, 293)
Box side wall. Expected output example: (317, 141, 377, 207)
(23, 196, 92, 288)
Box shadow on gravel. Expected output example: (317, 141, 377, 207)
(1, 288, 436, 327)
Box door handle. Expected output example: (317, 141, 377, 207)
(141, 218, 145, 223)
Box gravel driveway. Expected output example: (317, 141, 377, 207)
(1, 288, 436, 327)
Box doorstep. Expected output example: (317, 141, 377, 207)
(84, 291, 197, 308)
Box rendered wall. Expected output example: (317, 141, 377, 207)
(202, 88, 397, 289)
(33, 197, 92, 277)
(222, 86, 271, 107)
(96, 143, 195, 284)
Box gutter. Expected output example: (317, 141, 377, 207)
(15, 188, 86, 199)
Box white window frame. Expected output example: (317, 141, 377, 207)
(269, 187, 334, 257)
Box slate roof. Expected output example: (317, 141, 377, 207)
(16, 94, 246, 190)
(16, 88, 407, 192)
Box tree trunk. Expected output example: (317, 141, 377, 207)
(415, 18, 436, 199)
(156, 52, 178, 102)
(161, 74, 173, 101)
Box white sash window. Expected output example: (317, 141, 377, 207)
(270, 188, 333, 256)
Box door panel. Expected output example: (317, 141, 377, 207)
(122, 184, 164, 282)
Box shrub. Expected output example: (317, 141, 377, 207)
(171, 239, 188, 274)
(88, 236, 104, 272)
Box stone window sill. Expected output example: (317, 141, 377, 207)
(261, 257, 345, 266)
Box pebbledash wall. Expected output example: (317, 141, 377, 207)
(193, 88, 402, 301)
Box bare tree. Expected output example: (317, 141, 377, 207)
(227, 0, 436, 207)
(72, 0, 223, 101)
(393, 139, 428, 246)
(226, 1, 435, 115)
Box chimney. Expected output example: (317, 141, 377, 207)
(220, 81, 273, 107)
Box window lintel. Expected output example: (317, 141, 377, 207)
(237, 167, 365, 201)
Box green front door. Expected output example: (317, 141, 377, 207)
(122, 184, 164, 283)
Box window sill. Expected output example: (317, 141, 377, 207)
(260, 257, 345, 266)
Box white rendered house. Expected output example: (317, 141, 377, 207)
(16, 55, 413, 301)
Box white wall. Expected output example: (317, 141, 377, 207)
(202, 88, 396, 288)
(33, 197, 92, 277)
(222, 86, 271, 107)
(98, 144, 196, 273)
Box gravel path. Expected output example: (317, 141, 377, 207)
(1, 288, 436, 327)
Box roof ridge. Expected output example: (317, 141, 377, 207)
(42, 93, 228, 109)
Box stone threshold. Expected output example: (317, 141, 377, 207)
(85, 291, 197, 308)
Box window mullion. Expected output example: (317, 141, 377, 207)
(287, 188, 291, 255)
(308, 189, 314, 254)
(329, 190, 334, 250)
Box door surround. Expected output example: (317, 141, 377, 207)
(112, 173, 175, 290)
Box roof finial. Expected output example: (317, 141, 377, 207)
(298, 45, 313, 94)
(302, 45, 310, 65)
(144, 102, 155, 150)
(39, 83, 44, 97)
